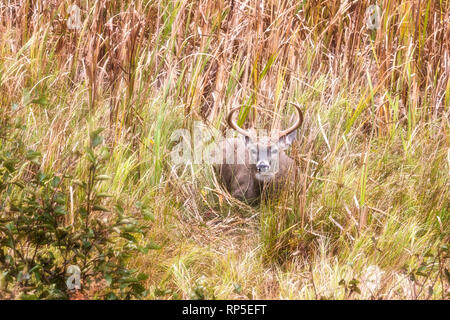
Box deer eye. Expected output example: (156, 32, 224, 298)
(271, 148, 278, 154)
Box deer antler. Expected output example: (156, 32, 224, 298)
(227, 106, 253, 138)
(278, 102, 303, 138)
(227, 103, 303, 139)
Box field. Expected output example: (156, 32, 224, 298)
(0, 0, 449, 299)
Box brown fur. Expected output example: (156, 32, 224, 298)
(214, 137, 295, 203)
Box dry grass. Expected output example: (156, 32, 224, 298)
(0, 0, 449, 299)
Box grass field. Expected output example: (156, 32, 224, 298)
(0, 0, 449, 299)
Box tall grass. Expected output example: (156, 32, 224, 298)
(0, 0, 448, 299)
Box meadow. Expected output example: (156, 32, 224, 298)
(0, 0, 448, 299)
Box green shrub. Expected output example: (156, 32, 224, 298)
(0, 129, 153, 299)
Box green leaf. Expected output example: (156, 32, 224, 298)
(93, 205, 109, 212)
(91, 128, 105, 137)
(136, 273, 149, 281)
(85, 147, 96, 163)
(31, 95, 49, 106)
(121, 233, 137, 242)
(51, 176, 61, 188)
(79, 207, 88, 218)
(105, 274, 113, 286)
(54, 205, 67, 215)
(37, 171, 46, 183)
(3, 160, 17, 173)
(96, 193, 113, 198)
(91, 134, 103, 148)
(417, 266, 427, 273)
(26, 151, 41, 162)
(55, 193, 66, 205)
(106, 292, 118, 300)
(142, 209, 155, 222)
(147, 241, 161, 250)
(352, 287, 361, 294)
(90, 128, 104, 148)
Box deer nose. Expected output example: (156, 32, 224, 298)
(256, 161, 270, 172)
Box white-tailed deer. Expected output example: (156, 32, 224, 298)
(215, 103, 303, 203)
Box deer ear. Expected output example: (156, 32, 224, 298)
(278, 129, 298, 149)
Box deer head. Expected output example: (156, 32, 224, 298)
(226, 103, 303, 182)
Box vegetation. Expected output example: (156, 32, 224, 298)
(0, 0, 448, 299)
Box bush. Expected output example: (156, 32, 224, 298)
(0, 129, 153, 299)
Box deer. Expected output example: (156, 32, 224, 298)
(215, 103, 303, 203)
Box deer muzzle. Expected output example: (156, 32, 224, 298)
(256, 160, 270, 173)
